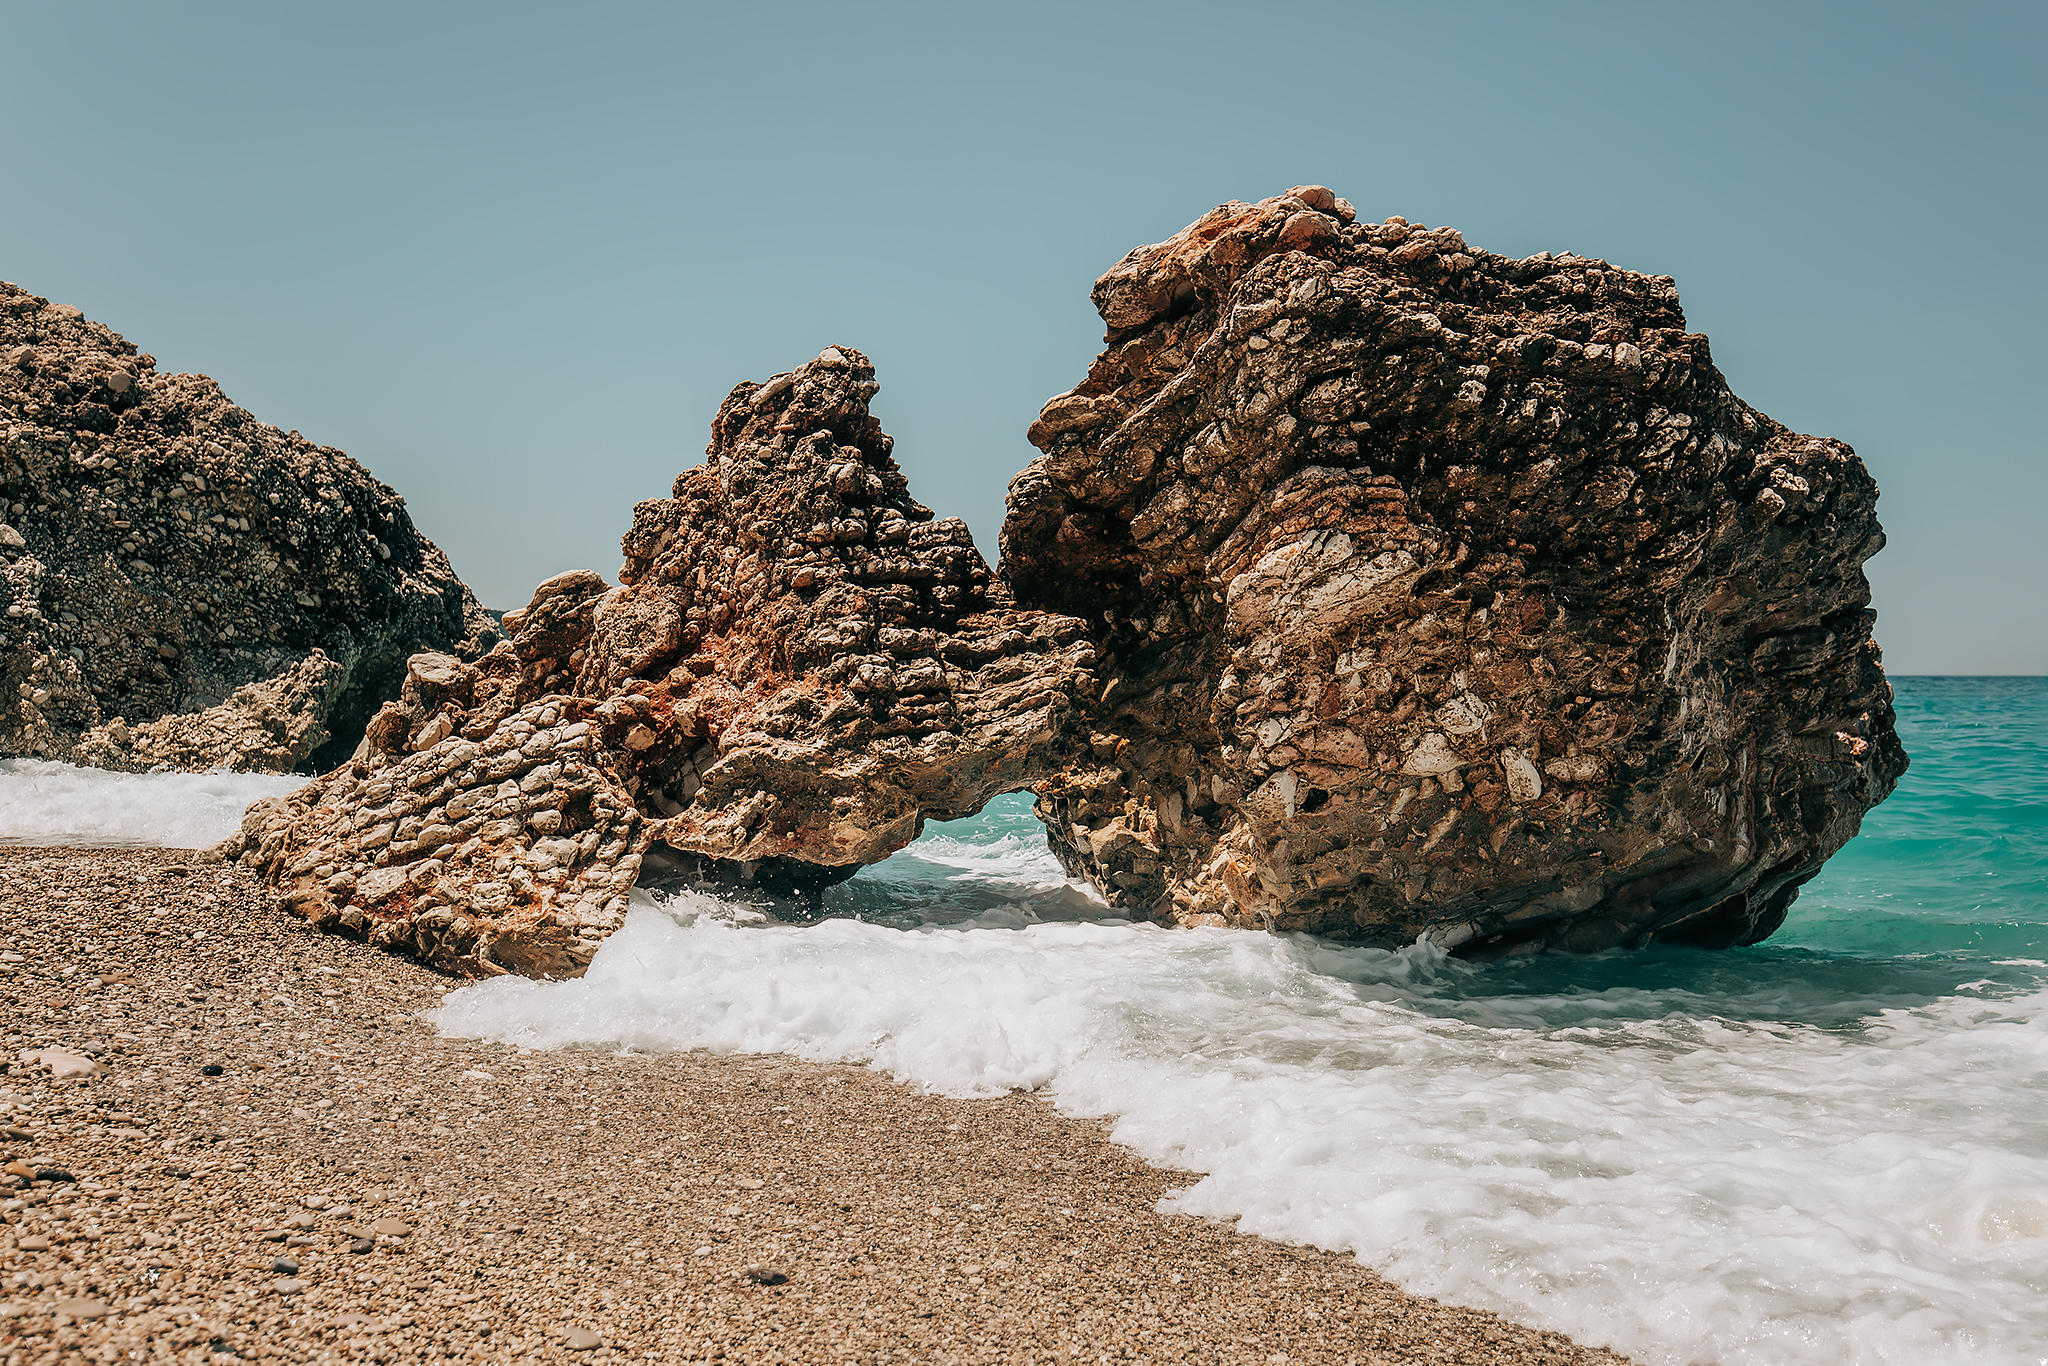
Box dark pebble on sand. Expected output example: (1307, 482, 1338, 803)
(271, 1257, 300, 1274)
(201, 1063, 224, 1076)
(745, 1264, 789, 1285)
(349, 1238, 374, 1254)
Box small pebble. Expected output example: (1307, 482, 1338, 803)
(349, 1238, 374, 1254)
(273, 1278, 307, 1295)
(200, 1063, 224, 1076)
(54, 1297, 111, 1319)
(271, 1257, 300, 1274)
(745, 1264, 789, 1286)
(564, 1326, 603, 1350)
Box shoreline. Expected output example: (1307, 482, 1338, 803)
(1, 847, 1631, 1364)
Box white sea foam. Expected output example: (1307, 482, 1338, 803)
(434, 896, 2048, 1366)
(0, 758, 301, 848)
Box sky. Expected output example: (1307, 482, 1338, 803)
(1, 1, 2040, 674)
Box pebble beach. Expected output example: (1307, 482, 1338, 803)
(0, 847, 1630, 1365)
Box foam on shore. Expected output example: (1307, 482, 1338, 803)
(432, 891, 2048, 1366)
(0, 758, 301, 849)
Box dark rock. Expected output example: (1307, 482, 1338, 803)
(0, 280, 499, 772)
(745, 1264, 789, 1285)
(999, 187, 1905, 953)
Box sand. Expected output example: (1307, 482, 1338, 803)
(0, 847, 1633, 1365)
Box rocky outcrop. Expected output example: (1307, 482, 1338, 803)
(223, 347, 1095, 974)
(219, 635, 645, 976)
(602, 346, 1095, 892)
(1001, 187, 1906, 953)
(0, 280, 499, 773)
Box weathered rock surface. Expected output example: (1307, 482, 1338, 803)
(1001, 186, 1906, 953)
(220, 633, 645, 975)
(0, 280, 499, 772)
(224, 347, 1095, 973)
(605, 346, 1094, 893)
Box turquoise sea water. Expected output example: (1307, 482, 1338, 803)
(836, 675, 2048, 1013)
(1786, 676, 2048, 956)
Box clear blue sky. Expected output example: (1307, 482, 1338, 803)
(2, 1, 2040, 673)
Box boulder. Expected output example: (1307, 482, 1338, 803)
(224, 347, 1095, 974)
(218, 633, 644, 976)
(0, 280, 499, 772)
(1000, 188, 1906, 953)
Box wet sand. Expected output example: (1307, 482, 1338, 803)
(0, 847, 1632, 1364)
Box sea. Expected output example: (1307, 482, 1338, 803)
(4, 676, 2044, 1366)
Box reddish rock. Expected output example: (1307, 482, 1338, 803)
(225, 348, 1095, 974)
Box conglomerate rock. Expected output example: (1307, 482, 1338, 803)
(606, 346, 1094, 892)
(1000, 186, 1905, 953)
(0, 280, 499, 772)
(219, 634, 645, 976)
(224, 347, 1096, 974)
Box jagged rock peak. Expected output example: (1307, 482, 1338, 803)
(226, 347, 1096, 975)
(0, 279, 499, 772)
(1002, 186, 1906, 955)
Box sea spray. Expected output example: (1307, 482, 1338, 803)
(433, 678, 2048, 1366)
(0, 758, 301, 848)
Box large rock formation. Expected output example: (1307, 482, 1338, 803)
(1001, 187, 1905, 953)
(0, 280, 498, 772)
(223, 347, 1095, 974)
(217, 192, 1905, 973)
